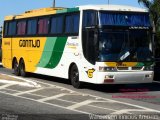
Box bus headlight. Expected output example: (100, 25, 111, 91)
(99, 67, 117, 72)
(144, 66, 154, 71)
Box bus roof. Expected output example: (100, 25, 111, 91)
(4, 4, 148, 20)
(78, 5, 148, 12)
(4, 7, 79, 20)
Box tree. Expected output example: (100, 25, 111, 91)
(138, 0, 160, 32)
(0, 26, 2, 35)
(138, 0, 160, 58)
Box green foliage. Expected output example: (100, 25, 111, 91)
(0, 31, 1, 39)
(138, 0, 160, 32)
(138, 0, 152, 8)
(0, 26, 2, 37)
(155, 31, 160, 57)
(138, 0, 160, 57)
(157, 31, 160, 37)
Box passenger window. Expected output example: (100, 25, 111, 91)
(17, 21, 26, 35)
(27, 19, 37, 35)
(4, 22, 8, 36)
(38, 18, 49, 34)
(73, 14, 80, 33)
(65, 14, 80, 34)
(8, 21, 16, 36)
(51, 16, 63, 34)
(65, 16, 72, 33)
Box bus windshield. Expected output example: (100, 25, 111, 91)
(99, 29, 154, 62)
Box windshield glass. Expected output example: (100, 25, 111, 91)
(99, 29, 154, 62)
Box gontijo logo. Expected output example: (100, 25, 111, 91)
(19, 39, 40, 48)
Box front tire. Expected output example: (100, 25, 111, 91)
(70, 64, 83, 89)
(19, 59, 27, 77)
(13, 59, 20, 76)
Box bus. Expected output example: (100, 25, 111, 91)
(0, 34, 1, 61)
(2, 5, 154, 88)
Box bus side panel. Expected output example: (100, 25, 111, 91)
(26, 37, 47, 72)
(35, 36, 95, 81)
(11, 37, 47, 73)
(2, 38, 12, 69)
(35, 37, 68, 77)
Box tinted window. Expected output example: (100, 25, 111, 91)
(65, 16, 72, 33)
(27, 19, 37, 35)
(4, 22, 8, 36)
(17, 21, 26, 35)
(65, 14, 80, 34)
(73, 14, 80, 33)
(38, 18, 49, 34)
(83, 11, 97, 28)
(51, 16, 63, 34)
(8, 21, 16, 35)
(99, 12, 151, 27)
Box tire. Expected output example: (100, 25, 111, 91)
(70, 64, 83, 89)
(13, 59, 20, 76)
(19, 59, 27, 77)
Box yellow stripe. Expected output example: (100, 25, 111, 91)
(68, 46, 77, 49)
(105, 62, 138, 67)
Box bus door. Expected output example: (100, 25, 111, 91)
(82, 28, 98, 65)
(82, 28, 98, 79)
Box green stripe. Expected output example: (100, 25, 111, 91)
(67, 8, 79, 12)
(37, 37, 67, 69)
(136, 62, 153, 67)
(56, 7, 79, 14)
(37, 37, 57, 68)
(56, 9, 68, 14)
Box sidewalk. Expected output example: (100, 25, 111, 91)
(0, 73, 41, 88)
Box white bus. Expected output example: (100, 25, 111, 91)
(2, 5, 154, 88)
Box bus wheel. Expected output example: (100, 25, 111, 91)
(13, 59, 20, 76)
(70, 64, 83, 89)
(19, 59, 27, 77)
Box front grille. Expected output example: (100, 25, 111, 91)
(117, 67, 143, 71)
(132, 67, 143, 70)
(117, 67, 128, 70)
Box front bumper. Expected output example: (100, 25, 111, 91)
(96, 71, 153, 84)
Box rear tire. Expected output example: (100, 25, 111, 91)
(70, 64, 83, 89)
(13, 59, 20, 76)
(19, 59, 27, 77)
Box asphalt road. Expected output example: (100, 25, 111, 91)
(0, 66, 160, 120)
